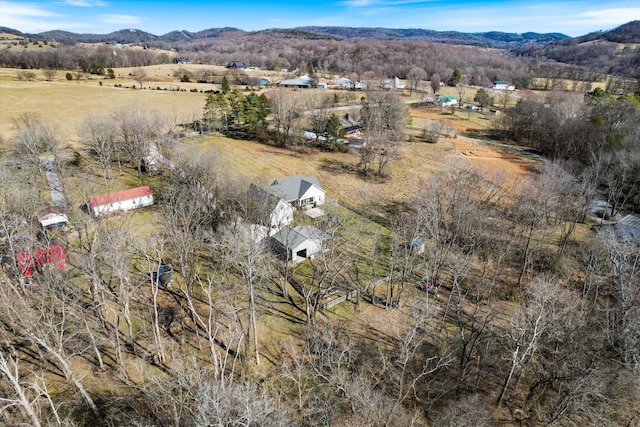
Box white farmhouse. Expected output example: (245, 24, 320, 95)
(248, 184, 294, 233)
(88, 186, 154, 217)
(492, 81, 515, 91)
(382, 76, 405, 90)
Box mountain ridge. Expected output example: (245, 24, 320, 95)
(0, 25, 569, 48)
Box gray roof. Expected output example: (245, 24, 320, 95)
(249, 183, 283, 211)
(271, 225, 330, 249)
(267, 174, 323, 203)
(271, 226, 307, 249)
(278, 75, 314, 87)
(615, 215, 640, 243)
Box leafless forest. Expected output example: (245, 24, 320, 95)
(0, 25, 639, 426)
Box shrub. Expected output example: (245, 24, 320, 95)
(65, 72, 73, 81)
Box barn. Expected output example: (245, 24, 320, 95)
(88, 186, 154, 217)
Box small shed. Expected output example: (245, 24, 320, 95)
(88, 186, 154, 217)
(39, 213, 69, 229)
(410, 238, 425, 255)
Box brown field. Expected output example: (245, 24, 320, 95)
(1, 65, 538, 206)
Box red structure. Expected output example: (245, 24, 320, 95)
(15, 245, 66, 277)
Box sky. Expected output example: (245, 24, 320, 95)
(1, 0, 640, 38)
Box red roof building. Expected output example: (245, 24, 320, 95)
(88, 186, 154, 217)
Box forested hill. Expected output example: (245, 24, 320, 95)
(516, 20, 640, 79)
(294, 26, 568, 47)
(2, 25, 568, 48)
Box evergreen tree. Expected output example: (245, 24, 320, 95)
(449, 68, 462, 86)
(222, 75, 231, 94)
(325, 114, 345, 151)
(242, 92, 268, 134)
(204, 91, 230, 131)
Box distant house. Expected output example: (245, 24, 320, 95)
(383, 76, 405, 90)
(333, 77, 352, 88)
(176, 57, 190, 64)
(88, 186, 154, 217)
(226, 60, 247, 69)
(271, 225, 331, 262)
(339, 113, 362, 137)
(278, 74, 315, 88)
(435, 95, 458, 107)
(266, 174, 325, 208)
(492, 81, 515, 91)
(249, 184, 294, 232)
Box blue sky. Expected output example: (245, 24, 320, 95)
(1, 0, 639, 37)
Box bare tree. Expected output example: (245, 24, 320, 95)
(359, 90, 408, 177)
(430, 73, 441, 95)
(42, 68, 56, 81)
(498, 88, 513, 109)
(456, 76, 468, 107)
(0, 349, 43, 427)
(112, 105, 163, 176)
(304, 92, 334, 146)
(131, 67, 148, 88)
(218, 220, 271, 366)
(0, 275, 99, 415)
(496, 276, 576, 408)
(407, 66, 427, 96)
(12, 113, 59, 169)
(80, 113, 119, 181)
(268, 88, 301, 146)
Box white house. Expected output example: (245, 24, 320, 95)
(383, 77, 405, 90)
(266, 174, 325, 208)
(492, 81, 515, 91)
(249, 184, 294, 232)
(271, 225, 330, 262)
(88, 186, 154, 217)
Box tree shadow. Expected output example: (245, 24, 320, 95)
(319, 158, 359, 176)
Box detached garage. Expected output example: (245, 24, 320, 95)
(89, 186, 154, 217)
(271, 225, 331, 263)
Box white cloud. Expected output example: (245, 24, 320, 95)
(342, 0, 380, 6)
(579, 8, 640, 25)
(0, 1, 63, 31)
(61, 0, 108, 7)
(0, 1, 57, 18)
(100, 14, 143, 26)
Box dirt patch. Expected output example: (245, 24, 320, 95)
(449, 136, 538, 181)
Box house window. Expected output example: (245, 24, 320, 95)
(300, 197, 314, 206)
